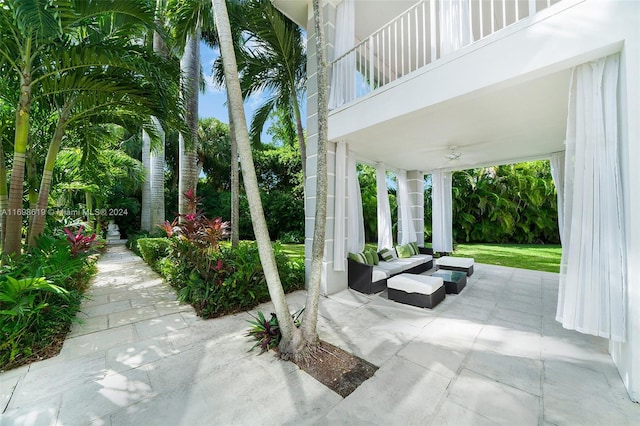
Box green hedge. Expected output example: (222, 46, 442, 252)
(136, 238, 305, 319)
(137, 238, 171, 271)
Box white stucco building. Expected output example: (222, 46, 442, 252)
(272, 0, 639, 402)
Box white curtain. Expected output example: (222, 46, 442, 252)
(556, 53, 626, 342)
(439, 0, 472, 57)
(347, 151, 365, 253)
(376, 163, 393, 250)
(333, 142, 347, 270)
(397, 170, 417, 245)
(329, 0, 355, 109)
(432, 169, 453, 252)
(550, 151, 565, 245)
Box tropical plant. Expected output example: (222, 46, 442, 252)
(233, 0, 307, 179)
(63, 226, 97, 257)
(0, 0, 182, 254)
(213, 0, 302, 357)
(246, 308, 304, 354)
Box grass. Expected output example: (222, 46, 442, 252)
(451, 243, 561, 273)
(281, 243, 562, 273)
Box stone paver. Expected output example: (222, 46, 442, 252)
(1, 245, 639, 425)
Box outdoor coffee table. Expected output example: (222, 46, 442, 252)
(430, 270, 467, 294)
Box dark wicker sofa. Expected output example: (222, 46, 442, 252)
(347, 247, 434, 294)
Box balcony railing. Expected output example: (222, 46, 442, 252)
(329, 0, 562, 109)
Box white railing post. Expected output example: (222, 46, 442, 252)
(529, 0, 536, 17)
(369, 36, 375, 93)
(430, 0, 437, 62)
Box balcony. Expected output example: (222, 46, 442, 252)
(329, 0, 564, 110)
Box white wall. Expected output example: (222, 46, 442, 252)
(609, 0, 640, 403)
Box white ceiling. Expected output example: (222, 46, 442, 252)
(337, 68, 571, 172)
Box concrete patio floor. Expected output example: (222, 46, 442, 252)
(1, 245, 638, 425)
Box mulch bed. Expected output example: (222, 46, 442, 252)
(293, 340, 378, 398)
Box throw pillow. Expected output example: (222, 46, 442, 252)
(363, 250, 375, 265)
(409, 242, 419, 255)
(348, 252, 366, 264)
(379, 248, 397, 261)
(396, 244, 413, 258)
(366, 249, 379, 265)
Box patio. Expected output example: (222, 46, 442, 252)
(1, 245, 638, 425)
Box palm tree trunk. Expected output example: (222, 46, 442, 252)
(301, 0, 328, 344)
(212, 0, 303, 358)
(28, 101, 73, 246)
(179, 30, 201, 216)
(141, 129, 151, 231)
(142, 2, 168, 232)
(291, 89, 307, 181)
(228, 98, 240, 247)
(0, 136, 7, 246)
(3, 69, 32, 256)
(149, 118, 165, 229)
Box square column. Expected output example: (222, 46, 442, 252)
(305, 2, 347, 295)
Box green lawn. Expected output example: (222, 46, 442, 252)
(451, 243, 561, 273)
(281, 243, 562, 273)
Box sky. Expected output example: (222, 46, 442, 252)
(198, 41, 273, 143)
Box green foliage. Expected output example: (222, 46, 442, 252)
(137, 238, 172, 271)
(422, 161, 559, 244)
(196, 142, 304, 241)
(451, 243, 562, 273)
(126, 231, 152, 256)
(246, 311, 281, 353)
(0, 234, 98, 370)
(245, 308, 303, 354)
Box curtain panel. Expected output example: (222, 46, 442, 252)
(376, 163, 393, 250)
(347, 151, 365, 253)
(432, 169, 453, 252)
(556, 53, 627, 342)
(397, 170, 417, 245)
(328, 0, 355, 109)
(550, 151, 566, 245)
(439, 0, 472, 57)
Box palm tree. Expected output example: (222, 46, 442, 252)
(212, 0, 304, 358)
(0, 0, 179, 255)
(216, 0, 307, 180)
(142, 0, 172, 233)
(301, 0, 329, 345)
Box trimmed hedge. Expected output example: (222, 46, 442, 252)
(137, 238, 171, 271)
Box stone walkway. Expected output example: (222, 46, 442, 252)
(1, 245, 639, 425)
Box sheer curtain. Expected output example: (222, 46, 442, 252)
(347, 151, 365, 253)
(439, 0, 472, 57)
(432, 169, 453, 252)
(328, 0, 355, 109)
(550, 151, 565, 245)
(397, 169, 417, 245)
(333, 142, 347, 270)
(556, 53, 627, 342)
(376, 163, 393, 250)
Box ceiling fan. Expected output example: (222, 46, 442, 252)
(444, 146, 462, 161)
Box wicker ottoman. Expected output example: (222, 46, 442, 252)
(435, 256, 475, 276)
(387, 274, 445, 309)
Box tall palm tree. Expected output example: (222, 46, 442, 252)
(215, 0, 307, 180)
(212, 0, 305, 358)
(142, 0, 172, 233)
(301, 0, 329, 345)
(0, 0, 177, 256)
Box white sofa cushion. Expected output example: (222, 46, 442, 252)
(387, 274, 443, 294)
(371, 267, 389, 282)
(436, 256, 474, 268)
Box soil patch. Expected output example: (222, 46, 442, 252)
(294, 340, 378, 398)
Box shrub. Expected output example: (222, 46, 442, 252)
(0, 233, 98, 370)
(137, 238, 172, 271)
(126, 231, 151, 256)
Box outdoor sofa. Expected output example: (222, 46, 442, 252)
(347, 245, 434, 294)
